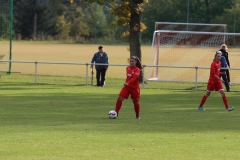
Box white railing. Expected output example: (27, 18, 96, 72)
(1, 60, 239, 90)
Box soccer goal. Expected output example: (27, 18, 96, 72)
(155, 22, 227, 32)
(148, 30, 240, 84)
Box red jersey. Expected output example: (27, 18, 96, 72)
(209, 61, 221, 82)
(125, 66, 140, 88)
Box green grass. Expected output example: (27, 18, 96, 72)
(0, 74, 240, 160)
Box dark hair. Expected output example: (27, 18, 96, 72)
(130, 56, 143, 69)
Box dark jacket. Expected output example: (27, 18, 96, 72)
(219, 49, 230, 67)
(220, 56, 228, 72)
(91, 52, 109, 70)
(213, 56, 228, 71)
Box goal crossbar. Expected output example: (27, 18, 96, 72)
(155, 22, 227, 32)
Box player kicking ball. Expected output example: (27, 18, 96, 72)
(114, 56, 143, 119)
(198, 51, 234, 111)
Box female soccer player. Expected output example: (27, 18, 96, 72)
(115, 56, 143, 119)
(219, 44, 232, 86)
(198, 52, 234, 111)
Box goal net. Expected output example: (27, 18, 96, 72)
(155, 22, 227, 32)
(148, 30, 240, 84)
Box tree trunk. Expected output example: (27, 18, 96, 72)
(129, 12, 144, 82)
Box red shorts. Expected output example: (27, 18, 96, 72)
(119, 86, 140, 101)
(207, 80, 223, 92)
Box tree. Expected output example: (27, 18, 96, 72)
(0, 14, 9, 39)
(42, 0, 69, 38)
(141, 0, 236, 42)
(212, 0, 240, 33)
(83, 3, 109, 42)
(82, 0, 147, 82)
(14, 0, 45, 39)
(142, 0, 175, 43)
(82, 0, 147, 56)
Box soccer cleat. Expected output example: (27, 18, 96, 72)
(136, 116, 140, 119)
(198, 106, 205, 111)
(229, 82, 233, 86)
(226, 107, 234, 111)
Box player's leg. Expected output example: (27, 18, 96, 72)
(198, 91, 211, 110)
(96, 70, 101, 86)
(222, 75, 230, 91)
(219, 90, 234, 111)
(198, 81, 212, 110)
(217, 81, 234, 111)
(115, 87, 130, 116)
(226, 69, 232, 85)
(131, 88, 140, 119)
(219, 90, 228, 109)
(100, 69, 106, 87)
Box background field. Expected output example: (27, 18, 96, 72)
(0, 42, 151, 78)
(0, 74, 240, 160)
(1, 42, 240, 84)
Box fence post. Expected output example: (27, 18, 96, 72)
(195, 66, 198, 91)
(35, 62, 38, 84)
(86, 63, 88, 86)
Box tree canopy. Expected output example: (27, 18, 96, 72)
(10, 0, 240, 42)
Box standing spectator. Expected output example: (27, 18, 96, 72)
(115, 56, 143, 119)
(198, 52, 234, 111)
(215, 51, 230, 92)
(91, 46, 108, 87)
(219, 44, 232, 85)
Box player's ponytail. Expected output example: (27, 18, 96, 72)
(131, 56, 143, 69)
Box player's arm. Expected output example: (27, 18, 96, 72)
(124, 69, 140, 86)
(90, 54, 96, 68)
(211, 63, 224, 82)
(214, 74, 224, 82)
(225, 52, 230, 67)
(105, 53, 109, 70)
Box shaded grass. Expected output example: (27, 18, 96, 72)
(0, 74, 240, 160)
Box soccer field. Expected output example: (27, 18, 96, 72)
(0, 75, 240, 160)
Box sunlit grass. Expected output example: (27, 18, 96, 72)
(0, 74, 240, 159)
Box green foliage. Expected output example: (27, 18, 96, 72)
(39, 0, 68, 37)
(142, 0, 237, 42)
(212, 0, 240, 33)
(68, 6, 89, 39)
(0, 14, 9, 39)
(14, 0, 45, 39)
(3, 0, 240, 42)
(0, 0, 10, 40)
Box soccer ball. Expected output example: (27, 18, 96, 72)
(108, 110, 117, 119)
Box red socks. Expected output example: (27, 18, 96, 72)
(134, 103, 140, 116)
(115, 100, 140, 116)
(199, 95, 207, 107)
(115, 100, 122, 113)
(222, 96, 229, 109)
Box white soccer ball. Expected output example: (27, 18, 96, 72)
(108, 110, 117, 119)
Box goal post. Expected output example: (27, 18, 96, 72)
(148, 30, 240, 84)
(0, 0, 13, 74)
(155, 22, 227, 32)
